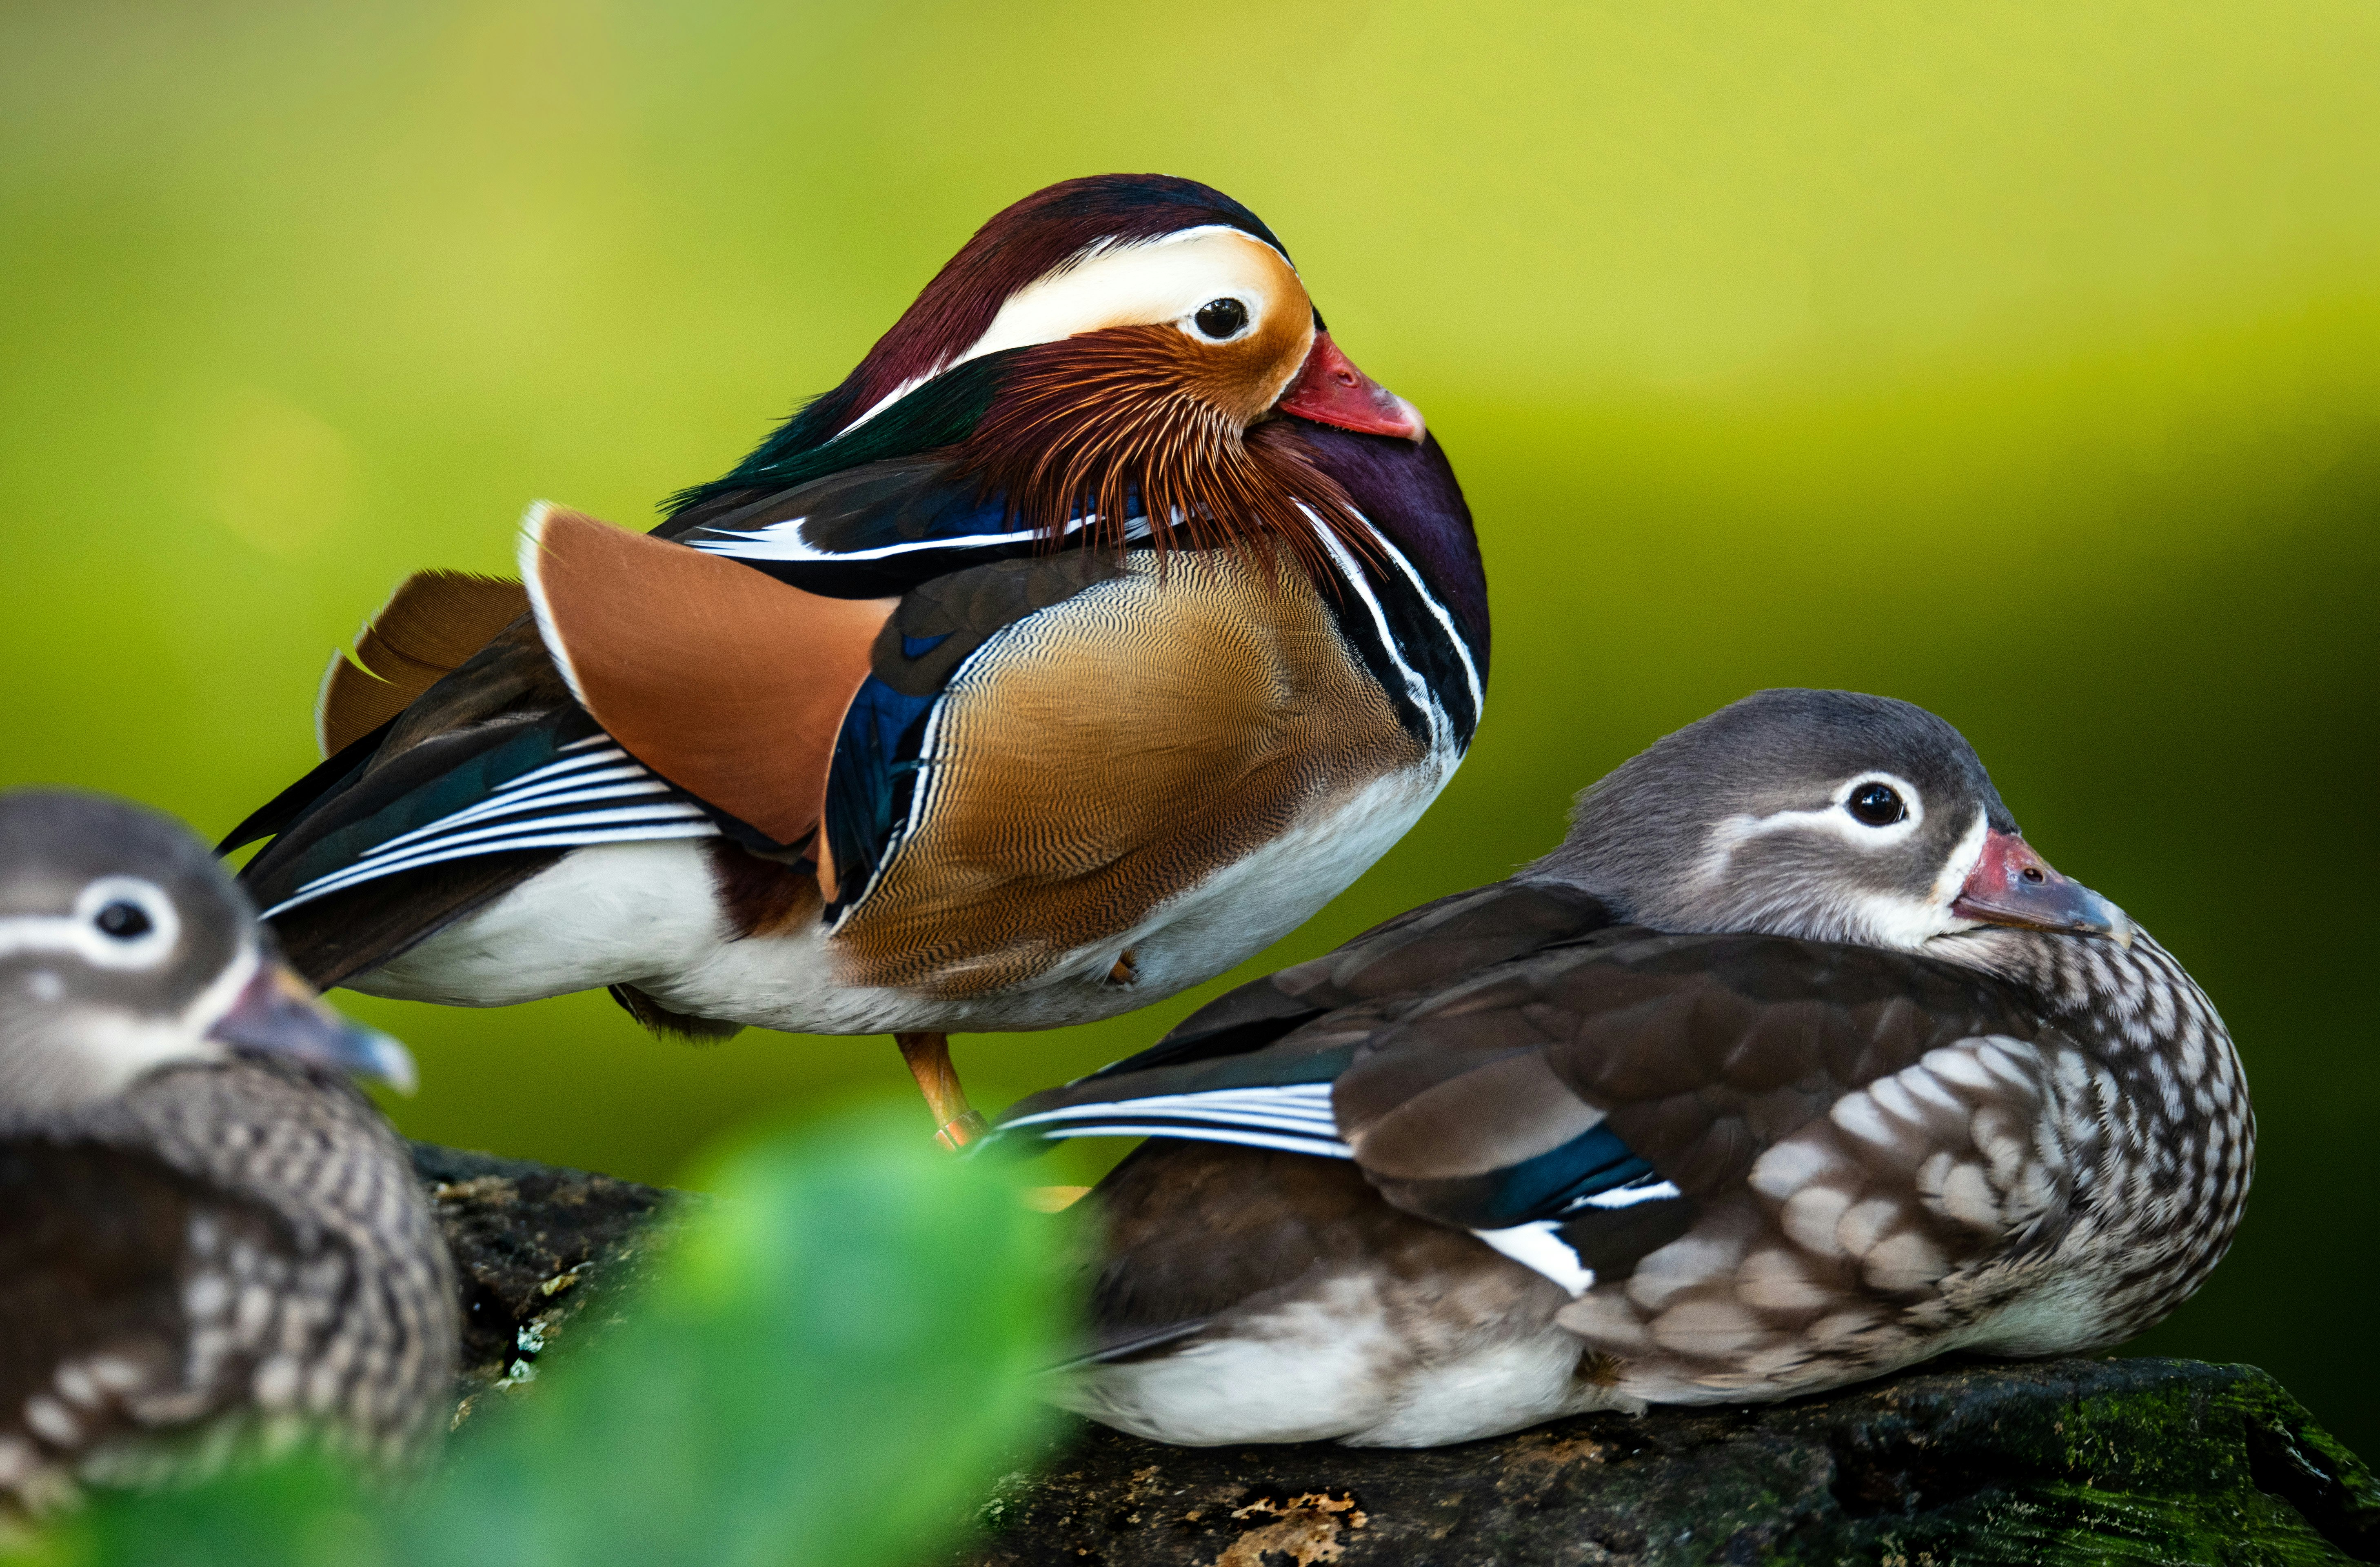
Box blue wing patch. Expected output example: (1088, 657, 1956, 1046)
(1466, 1123, 1660, 1230)
(820, 673, 937, 921)
(987, 1047, 1692, 1299)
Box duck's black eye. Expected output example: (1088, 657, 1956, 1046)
(1193, 298, 1249, 339)
(1847, 782, 1907, 827)
(95, 900, 153, 939)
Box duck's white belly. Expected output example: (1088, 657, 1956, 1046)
(352, 763, 1449, 1035)
(1058, 1270, 1636, 1448)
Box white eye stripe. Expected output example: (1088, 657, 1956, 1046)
(1700, 771, 1929, 881)
(0, 878, 184, 971)
(0, 914, 168, 969)
(835, 227, 1305, 440)
(958, 227, 1290, 362)
(0, 916, 93, 960)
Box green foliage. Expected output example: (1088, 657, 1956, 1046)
(18, 1106, 1061, 1567)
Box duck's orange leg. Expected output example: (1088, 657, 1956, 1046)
(896, 1031, 988, 1151)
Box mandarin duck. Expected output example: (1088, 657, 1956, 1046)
(222, 174, 1485, 1147)
(0, 791, 456, 1520)
(997, 690, 2250, 1446)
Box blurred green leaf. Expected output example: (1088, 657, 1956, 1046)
(27, 1460, 385, 1567)
(31, 1104, 1062, 1567)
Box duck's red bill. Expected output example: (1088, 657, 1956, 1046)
(1278, 332, 1425, 442)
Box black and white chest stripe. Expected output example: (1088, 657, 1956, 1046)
(1306, 507, 1483, 757)
(693, 475, 1482, 756)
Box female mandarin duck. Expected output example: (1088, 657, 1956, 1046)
(224, 175, 1485, 1145)
(998, 691, 2250, 1446)
(0, 792, 453, 1517)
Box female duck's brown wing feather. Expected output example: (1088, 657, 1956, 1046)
(1079, 879, 1620, 1080)
(1037, 930, 2047, 1200)
(0, 1140, 285, 1508)
(999, 919, 2066, 1362)
(1078, 1140, 1495, 1363)
(1329, 934, 2051, 1229)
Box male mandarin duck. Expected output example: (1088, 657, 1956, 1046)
(997, 690, 2250, 1446)
(0, 792, 454, 1518)
(223, 175, 1485, 1144)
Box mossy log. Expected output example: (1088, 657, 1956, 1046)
(408, 1142, 677, 1421)
(955, 1358, 2377, 1566)
(410, 1144, 2378, 1565)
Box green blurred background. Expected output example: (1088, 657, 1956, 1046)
(4, 0, 2374, 1450)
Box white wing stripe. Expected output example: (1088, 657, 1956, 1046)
(261, 817, 716, 919)
(487, 746, 631, 795)
(1001, 1083, 1347, 1154)
(1008, 1105, 1339, 1138)
(364, 767, 660, 854)
(313, 802, 710, 881)
(693, 510, 1151, 565)
(1041, 1083, 1336, 1111)
(322, 810, 710, 883)
(1472, 1222, 1595, 1295)
(1569, 1179, 1684, 1211)
(1004, 1083, 1338, 1133)
(374, 779, 680, 846)
(695, 522, 1038, 563)
(1023, 1124, 1353, 1160)
(264, 736, 723, 920)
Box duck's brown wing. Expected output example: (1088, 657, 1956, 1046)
(1007, 929, 2091, 1396)
(0, 1140, 285, 1514)
(226, 471, 1075, 988)
(1066, 878, 1620, 1082)
(231, 604, 611, 988)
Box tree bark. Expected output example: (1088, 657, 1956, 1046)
(410, 1143, 2380, 1565)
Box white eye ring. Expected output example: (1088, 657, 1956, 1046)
(72, 877, 180, 970)
(1835, 772, 1925, 843)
